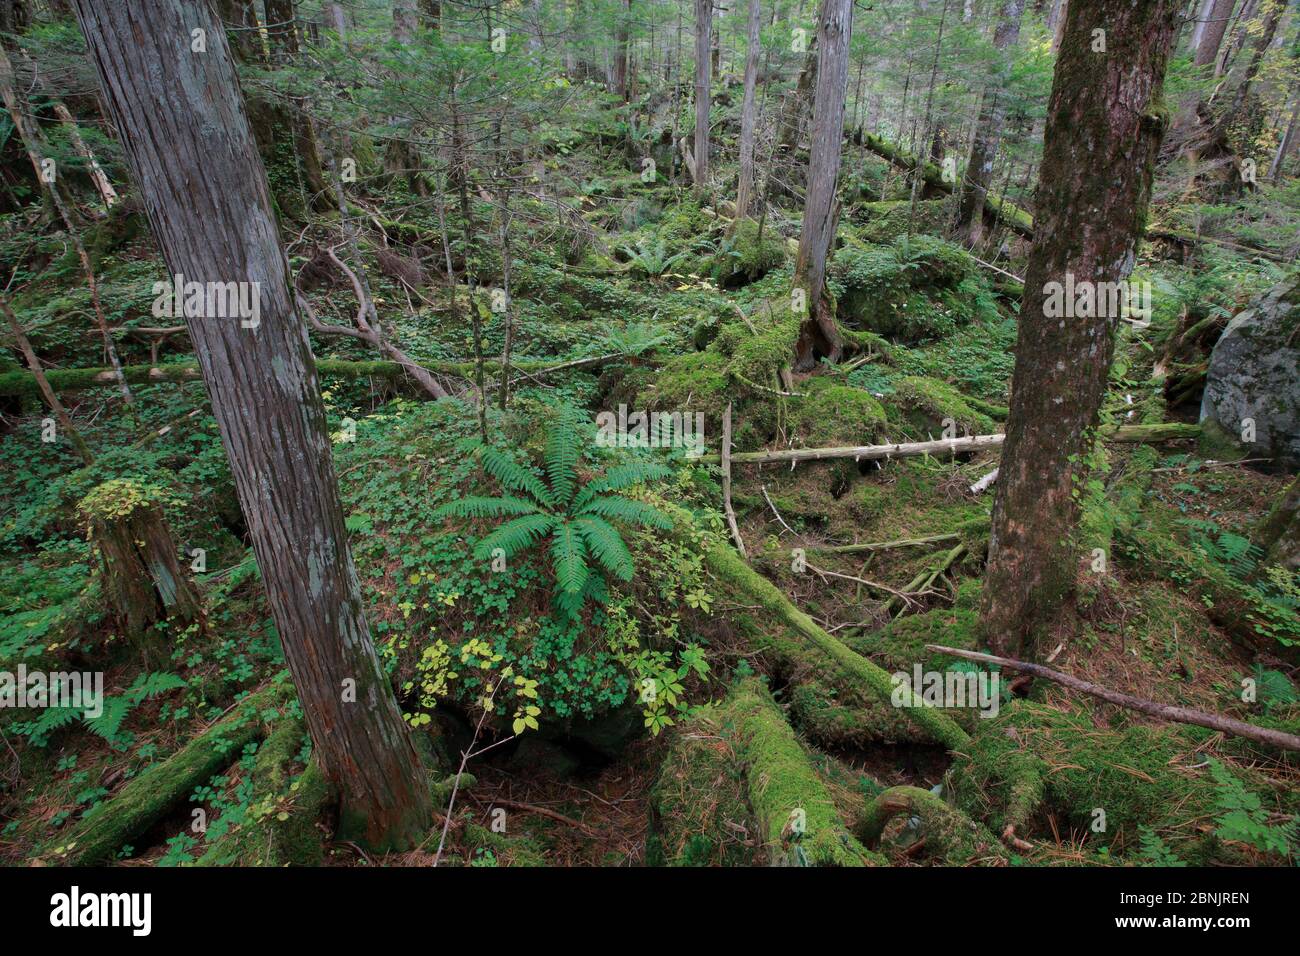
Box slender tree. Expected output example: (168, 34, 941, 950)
(980, 0, 1182, 657)
(792, 0, 853, 370)
(68, 0, 432, 850)
(956, 0, 1025, 245)
(693, 0, 713, 188)
(733, 0, 764, 221)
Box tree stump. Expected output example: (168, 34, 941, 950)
(79, 479, 202, 641)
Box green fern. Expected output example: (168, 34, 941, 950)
(434, 412, 673, 612)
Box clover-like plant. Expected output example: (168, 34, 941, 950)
(434, 413, 674, 613)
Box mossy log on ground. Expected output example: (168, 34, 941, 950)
(196, 717, 333, 866)
(38, 682, 291, 865)
(703, 537, 971, 750)
(857, 785, 1006, 865)
(859, 133, 1034, 238)
(724, 678, 880, 866)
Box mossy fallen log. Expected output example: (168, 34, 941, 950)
(38, 681, 291, 865)
(859, 133, 1035, 238)
(858, 784, 1005, 864)
(702, 536, 971, 751)
(195, 716, 332, 866)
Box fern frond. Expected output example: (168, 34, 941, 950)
(85, 696, 131, 744)
(433, 496, 541, 520)
(575, 461, 673, 502)
(23, 706, 81, 744)
(574, 516, 635, 582)
(576, 495, 673, 530)
(126, 671, 188, 703)
(472, 514, 557, 561)
(545, 409, 583, 508)
(550, 522, 589, 594)
(478, 446, 555, 508)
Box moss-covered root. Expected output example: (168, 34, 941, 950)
(196, 717, 333, 866)
(727, 678, 882, 867)
(858, 785, 1006, 865)
(39, 682, 288, 866)
(705, 540, 971, 751)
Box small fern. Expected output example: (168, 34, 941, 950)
(434, 408, 673, 614)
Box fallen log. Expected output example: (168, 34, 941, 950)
(702, 534, 971, 750)
(857, 784, 1005, 864)
(809, 532, 961, 555)
(925, 644, 1300, 753)
(723, 678, 879, 866)
(38, 681, 292, 865)
(695, 423, 1199, 466)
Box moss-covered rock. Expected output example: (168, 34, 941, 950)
(710, 219, 786, 288)
(887, 374, 998, 437)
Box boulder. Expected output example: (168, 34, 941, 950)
(1200, 276, 1300, 467)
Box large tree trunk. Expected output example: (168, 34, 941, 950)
(69, 0, 432, 851)
(956, 0, 1025, 246)
(613, 0, 631, 101)
(693, 0, 713, 189)
(979, 0, 1182, 658)
(792, 0, 853, 371)
(733, 0, 763, 221)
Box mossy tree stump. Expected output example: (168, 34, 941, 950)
(79, 479, 202, 641)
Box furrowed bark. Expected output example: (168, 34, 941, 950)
(792, 0, 853, 371)
(70, 0, 432, 851)
(980, 0, 1182, 658)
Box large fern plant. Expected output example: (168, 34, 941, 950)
(434, 415, 674, 613)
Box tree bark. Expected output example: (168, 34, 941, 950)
(1195, 0, 1237, 67)
(792, 0, 853, 371)
(979, 0, 1182, 658)
(69, 0, 432, 851)
(693, 0, 713, 189)
(733, 0, 763, 221)
(264, 0, 334, 210)
(956, 0, 1025, 246)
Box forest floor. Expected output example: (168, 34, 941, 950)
(3, 84, 1299, 867)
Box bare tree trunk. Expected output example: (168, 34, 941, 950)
(693, 0, 713, 189)
(956, 0, 1025, 245)
(980, 0, 1182, 658)
(70, 0, 432, 851)
(733, 0, 763, 221)
(792, 0, 853, 371)
(1195, 0, 1237, 66)
(614, 0, 631, 101)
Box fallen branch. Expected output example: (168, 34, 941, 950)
(722, 402, 747, 556)
(925, 644, 1300, 753)
(808, 532, 960, 555)
(695, 423, 1199, 466)
(969, 468, 1000, 495)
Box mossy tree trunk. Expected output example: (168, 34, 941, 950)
(70, 0, 432, 852)
(980, 0, 1182, 658)
(792, 0, 852, 371)
(264, 0, 334, 210)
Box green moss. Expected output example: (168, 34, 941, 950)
(644, 349, 732, 421)
(40, 682, 289, 865)
(724, 678, 880, 866)
(711, 219, 786, 288)
(949, 700, 1278, 863)
(651, 705, 759, 866)
(788, 379, 886, 446)
(848, 199, 950, 244)
(849, 606, 981, 674)
(887, 374, 997, 437)
(858, 785, 1006, 865)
